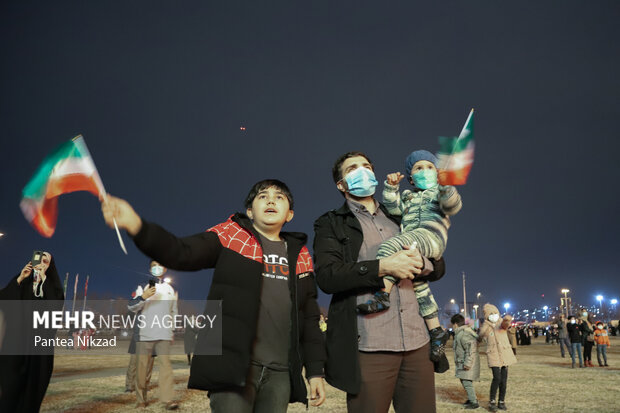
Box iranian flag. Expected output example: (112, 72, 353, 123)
(437, 109, 475, 186)
(20, 135, 105, 237)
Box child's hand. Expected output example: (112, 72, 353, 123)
(386, 172, 405, 186)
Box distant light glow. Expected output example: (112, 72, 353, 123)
(611, 299, 618, 305)
(543, 306, 548, 311)
(503, 303, 510, 310)
(164, 277, 172, 284)
(596, 295, 603, 302)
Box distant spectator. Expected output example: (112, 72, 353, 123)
(557, 315, 571, 359)
(566, 315, 583, 368)
(593, 321, 610, 367)
(579, 308, 595, 367)
(451, 313, 480, 410)
(478, 304, 517, 412)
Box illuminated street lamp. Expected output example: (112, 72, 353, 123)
(543, 306, 548, 321)
(596, 295, 604, 321)
(503, 302, 510, 314)
(561, 289, 571, 318)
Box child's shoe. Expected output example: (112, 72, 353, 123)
(357, 291, 390, 314)
(497, 401, 507, 410)
(429, 327, 449, 361)
(489, 400, 498, 412)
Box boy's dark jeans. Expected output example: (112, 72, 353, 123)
(490, 366, 508, 402)
(208, 364, 290, 413)
(559, 337, 572, 357)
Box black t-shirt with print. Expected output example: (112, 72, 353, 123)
(251, 235, 292, 370)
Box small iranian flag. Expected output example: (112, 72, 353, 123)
(437, 109, 475, 186)
(20, 135, 104, 237)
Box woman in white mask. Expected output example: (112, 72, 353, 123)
(478, 303, 517, 412)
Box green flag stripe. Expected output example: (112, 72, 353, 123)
(21, 139, 86, 200)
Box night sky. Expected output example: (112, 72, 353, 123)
(1, 1, 619, 312)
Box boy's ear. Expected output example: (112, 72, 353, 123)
(286, 210, 294, 223)
(246, 208, 253, 220)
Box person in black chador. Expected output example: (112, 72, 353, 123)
(0, 251, 64, 413)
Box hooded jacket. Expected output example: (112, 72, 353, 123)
(132, 214, 325, 405)
(478, 304, 517, 368)
(453, 324, 480, 381)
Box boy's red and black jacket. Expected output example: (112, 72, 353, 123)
(132, 213, 325, 405)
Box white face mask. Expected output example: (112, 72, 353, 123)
(488, 314, 500, 323)
(597, 325, 603, 330)
(570, 320, 576, 324)
(151, 265, 164, 277)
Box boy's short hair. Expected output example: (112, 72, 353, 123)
(331, 151, 373, 184)
(244, 179, 294, 210)
(451, 313, 465, 326)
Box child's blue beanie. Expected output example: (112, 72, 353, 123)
(405, 150, 438, 177)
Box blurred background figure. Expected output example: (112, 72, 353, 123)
(0, 251, 64, 413)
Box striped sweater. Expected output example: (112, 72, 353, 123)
(382, 182, 462, 258)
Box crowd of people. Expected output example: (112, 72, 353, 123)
(1, 149, 616, 412)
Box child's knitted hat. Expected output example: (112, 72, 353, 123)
(405, 150, 438, 178)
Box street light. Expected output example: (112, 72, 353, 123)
(561, 289, 570, 318)
(596, 295, 604, 320)
(543, 306, 548, 321)
(503, 302, 510, 314)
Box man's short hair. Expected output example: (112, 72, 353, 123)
(331, 151, 373, 184)
(244, 179, 294, 210)
(451, 314, 465, 326)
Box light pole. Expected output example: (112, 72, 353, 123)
(611, 299, 618, 320)
(503, 302, 510, 315)
(561, 289, 570, 318)
(473, 304, 479, 329)
(543, 306, 548, 321)
(596, 295, 604, 321)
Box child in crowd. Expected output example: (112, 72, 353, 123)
(593, 321, 610, 367)
(478, 303, 517, 412)
(357, 150, 462, 361)
(451, 314, 480, 410)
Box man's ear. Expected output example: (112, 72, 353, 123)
(246, 208, 253, 220)
(336, 181, 346, 194)
(286, 210, 294, 223)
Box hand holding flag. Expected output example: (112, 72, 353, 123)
(100, 195, 143, 236)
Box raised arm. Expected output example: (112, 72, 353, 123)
(101, 195, 222, 271)
(438, 185, 462, 216)
(382, 172, 406, 216)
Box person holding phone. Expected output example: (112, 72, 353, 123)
(0, 251, 64, 412)
(127, 261, 179, 409)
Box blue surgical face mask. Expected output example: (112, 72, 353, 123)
(412, 169, 438, 190)
(344, 167, 378, 197)
(151, 265, 164, 277)
(582, 312, 588, 317)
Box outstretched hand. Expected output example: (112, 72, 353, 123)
(386, 172, 405, 186)
(100, 195, 142, 236)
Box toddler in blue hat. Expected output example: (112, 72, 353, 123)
(357, 149, 462, 362)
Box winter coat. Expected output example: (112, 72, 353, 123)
(593, 328, 611, 346)
(507, 327, 517, 349)
(567, 322, 582, 343)
(132, 214, 325, 405)
(313, 201, 446, 394)
(478, 304, 517, 368)
(453, 325, 480, 381)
